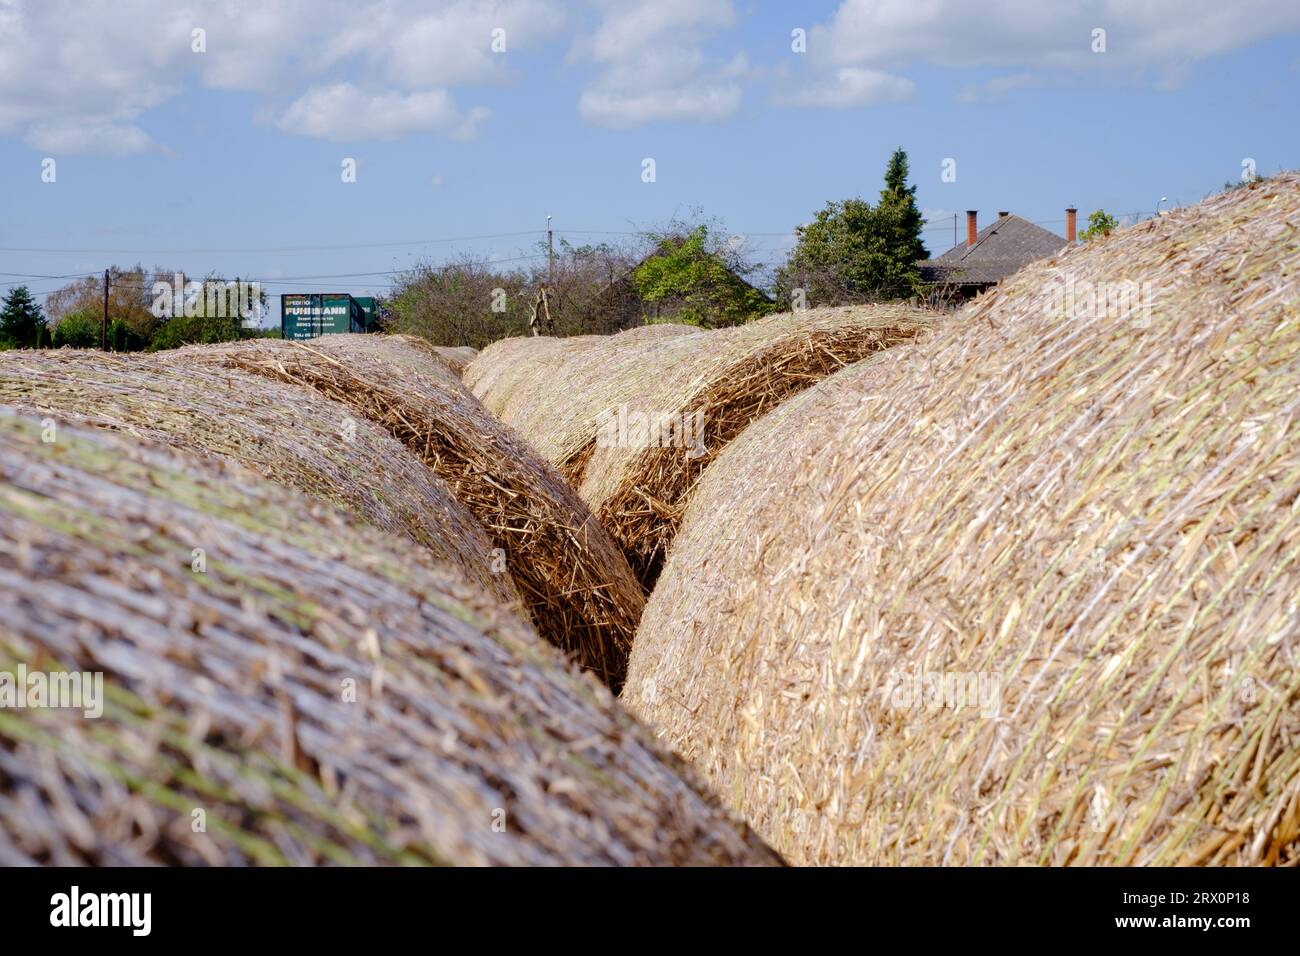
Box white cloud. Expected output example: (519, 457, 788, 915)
(277, 84, 489, 141)
(325, 0, 567, 89)
(580, 84, 742, 128)
(574, 0, 735, 61)
(573, 0, 746, 127)
(774, 67, 914, 109)
(815, 0, 1300, 74)
(24, 121, 159, 156)
(767, 0, 1300, 110)
(0, 0, 563, 153)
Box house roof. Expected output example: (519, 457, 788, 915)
(918, 214, 1067, 286)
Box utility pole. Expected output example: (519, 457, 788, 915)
(101, 268, 109, 351)
(546, 214, 554, 286)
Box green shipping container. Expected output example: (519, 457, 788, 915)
(352, 296, 380, 331)
(281, 293, 368, 340)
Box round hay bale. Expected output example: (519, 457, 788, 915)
(0, 408, 779, 866)
(350, 333, 479, 380)
(432, 345, 479, 376)
(624, 174, 1300, 866)
(0, 349, 513, 605)
(466, 334, 605, 420)
(172, 336, 644, 692)
(465, 326, 702, 415)
(495, 334, 694, 476)
(578, 306, 932, 583)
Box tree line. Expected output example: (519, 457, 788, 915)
(0, 267, 274, 351)
(383, 147, 933, 346)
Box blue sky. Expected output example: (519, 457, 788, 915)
(2, 0, 1298, 325)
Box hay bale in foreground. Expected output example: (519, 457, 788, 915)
(0, 350, 513, 604)
(624, 174, 1300, 866)
(0, 408, 779, 866)
(174, 336, 644, 692)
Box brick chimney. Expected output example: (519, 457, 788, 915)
(966, 210, 978, 247)
(997, 210, 1009, 219)
(1066, 207, 1077, 244)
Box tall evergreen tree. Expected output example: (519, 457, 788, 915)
(0, 285, 48, 349)
(878, 147, 928, 268)
(777, 148, 928, 306)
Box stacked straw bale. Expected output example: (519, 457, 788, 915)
(471, 308, 931, 583)
(173, 335, 644, 691)
(0, 349, 514, 604)
(624, 175, 1300, 866)
(0, 408, 779, 866)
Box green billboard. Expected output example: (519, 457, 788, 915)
(281, 293, 368, 340)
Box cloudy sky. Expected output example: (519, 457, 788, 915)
(2, 0, 1298, 318)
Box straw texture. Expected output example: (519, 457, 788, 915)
(470, 309, 931, 583)
(173, 335, 644, 691)
(431, 345, 479, 376)
(0, 408, 780, 866)
(578, 307, 933, 582)
(624, 175, 1300, 866)
(465, 324, 702, 424)
(0, 349, 513, 604)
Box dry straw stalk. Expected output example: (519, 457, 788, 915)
(624, 174, 1300, 866)
(0, 408, 779, 866)
(173, 335, 644, 691)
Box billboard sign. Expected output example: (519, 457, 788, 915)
(281, 293, 365, 340)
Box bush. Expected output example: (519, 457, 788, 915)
(632, 226, 775, 328)
(52, 310, 101, 349)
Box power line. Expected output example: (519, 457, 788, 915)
(0, 208, 1166, 261)
(0, 230, 546, 256)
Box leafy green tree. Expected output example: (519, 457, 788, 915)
(52, 308, 101, 348)
(1079, 209, 1120, 241)
(777, 149, 928, 307)
(0, 285, 49, 349)
(632, 225, 775, 328)
(110, 318, 145, 351)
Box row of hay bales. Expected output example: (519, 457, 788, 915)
(1, 337, 643, 690)
(621, 174, 1300, 865)
(0, 349, 514, 605)
(0, 407, 778, 865)
(466, 307, 933, 584)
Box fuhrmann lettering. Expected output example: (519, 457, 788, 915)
(0, 664, 103, 718)
(49, 886, 151, 936)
